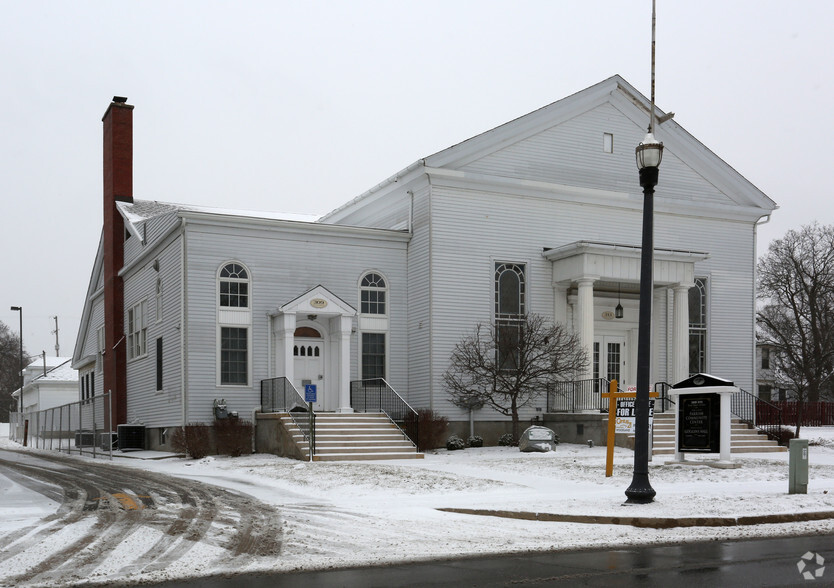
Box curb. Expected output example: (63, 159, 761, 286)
(437, 508, 834, 529)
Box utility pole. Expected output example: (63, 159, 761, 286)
(52, 316, 60, 356)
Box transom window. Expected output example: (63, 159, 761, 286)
(220, 263, 249, 308)
(360, 272, 387, 315)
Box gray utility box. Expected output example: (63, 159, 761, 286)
(789, 438, 809, 494)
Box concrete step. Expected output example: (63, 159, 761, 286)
(279, 411, 422, 461)
(314, 451, 424, 461)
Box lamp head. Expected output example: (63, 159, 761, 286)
(635, 132, 664, 170)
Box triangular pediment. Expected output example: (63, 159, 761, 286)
(423, 75, 776, 218)
(276, 285, 356, 317)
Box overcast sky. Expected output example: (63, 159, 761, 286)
(2, 0, 832, 360)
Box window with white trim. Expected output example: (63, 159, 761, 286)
(220, 262, 249, 308)
(688, 277, 707, 375)
(360, 272, 386, 315)
(362, 333, 386, 380)
(220, 327, 248, 385)
(495, 262, 526, 371)
(217, 261, 252, 386)
(127, 300, 147, 360)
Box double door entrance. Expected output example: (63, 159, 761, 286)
(594, 335, 628, 389)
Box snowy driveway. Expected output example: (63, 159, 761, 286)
(0, 449, 282, 587)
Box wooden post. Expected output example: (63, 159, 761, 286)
(602, 380, 659, 477)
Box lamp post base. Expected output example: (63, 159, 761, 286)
(625, 473, 656, 504)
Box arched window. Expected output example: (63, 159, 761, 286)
(219, 262, 249, 308)
(689, 277, 708, 375)
(494, 263, 525, 319)
(359, 271, 389, 379)
(494, 262, 526, 371)
(360, 272, 387, 315)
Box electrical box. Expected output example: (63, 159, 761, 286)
(789, 438, 809, 494)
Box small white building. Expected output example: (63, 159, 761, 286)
(73, 76, 777, 449)
(13, 357, 78, 413)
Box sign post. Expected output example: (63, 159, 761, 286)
(602, 380, 658, 477)
(304, 384, 317, 461)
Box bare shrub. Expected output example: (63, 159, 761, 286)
(214, 418, 254, 457)
(171, 423, 212, 459)
(416, 409, 448, 451)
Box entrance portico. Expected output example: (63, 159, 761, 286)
(270, 285, 356, 412)
(543, 241, 709, 386)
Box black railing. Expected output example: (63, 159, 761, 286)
(260, 377, 315, 457)
(731, 387, 783, 444)
(350, 378, 418, 448)
(547, 378, 609, 412)
(653, 381, 674, 414)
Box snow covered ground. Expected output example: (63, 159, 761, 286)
(3, 422, 834, 584)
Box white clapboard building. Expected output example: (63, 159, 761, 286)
(73, 76, 776, 453)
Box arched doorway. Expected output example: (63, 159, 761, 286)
(293, 326, 324, 410)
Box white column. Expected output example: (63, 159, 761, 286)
(672, 283, 692, 385)
(336, 315, 354, 413)
(576, 277, 597, 380)
(274, 313, 296, 384)
(719, 390, 734, 463)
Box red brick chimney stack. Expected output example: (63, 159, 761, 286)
(102, 96, 133, 430)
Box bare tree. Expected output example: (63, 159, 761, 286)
(443, 313, 588, 441)
(757, 223, 834, 436)
(0, 320, 31, 421)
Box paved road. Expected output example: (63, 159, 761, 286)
(150, 533, 832, 587)
(0, 449, 283, 587)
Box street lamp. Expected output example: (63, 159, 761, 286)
(624, 133, 663, 504)
(10, 306, 23, 414)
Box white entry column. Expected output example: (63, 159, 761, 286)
(274, 312, 296, 384)
(672, 283, 692, 385)
(576, 277, 597, 380)
(334, 315, 353, 413)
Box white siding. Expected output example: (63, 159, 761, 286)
(423, 181, 757, 422)
(460, 102, 732, 208)
(122, 233, 184, 427)
(183, 221, 408, 423)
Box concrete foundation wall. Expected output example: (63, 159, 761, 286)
(255, 413, 306, 460)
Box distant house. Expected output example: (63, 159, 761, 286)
(755, 341, 793, 402)
(73, 76, 777, 450)
(13, 356, 78, 413)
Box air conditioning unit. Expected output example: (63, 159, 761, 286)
(99, 432, 118, 451)
(117, 425, 146, 451)
(74, 431, 96, 447)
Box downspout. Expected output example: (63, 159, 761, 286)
(180, 218, 188, 428)
(753, 213, 772, 394)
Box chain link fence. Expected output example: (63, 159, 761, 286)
(8, 392, 113, 459)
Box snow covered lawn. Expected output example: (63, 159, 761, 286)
(3, 424, 834, 580)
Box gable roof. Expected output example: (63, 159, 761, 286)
(322, 75, 777, 223)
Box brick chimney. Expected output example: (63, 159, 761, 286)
(102, 96, 133, 430)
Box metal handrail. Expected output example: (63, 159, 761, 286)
(547, 378, 609, 412)
(350, 378, 419, 448)
(731, 387, 784, 444)
(653, 381, 675, 413)
(260, 377, 315, 458)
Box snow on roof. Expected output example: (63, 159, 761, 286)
(30, 358, 77, 383)
(26, 356, 71, 370)
(118, 199, 321, 224)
